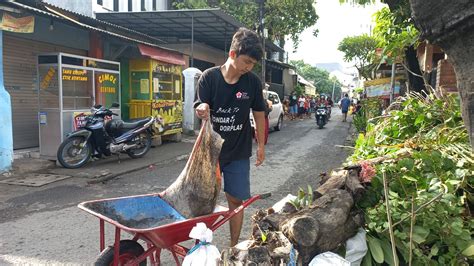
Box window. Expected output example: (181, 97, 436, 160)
(128, 0, 133, 11)
(113, 0, 119, 11)
(153, 0, 157, 10)
(141, 0, 146, 11)
(97, 0, 103, 5)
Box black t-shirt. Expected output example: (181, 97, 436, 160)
(289, 95, 298, 106)
(195, 66, 265, 163)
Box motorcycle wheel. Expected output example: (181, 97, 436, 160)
(126, 131, 152, 159)
(57, 136, 92, 169)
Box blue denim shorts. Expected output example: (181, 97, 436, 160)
(220, 159, 250, 200)
(290, 105, 298, 114)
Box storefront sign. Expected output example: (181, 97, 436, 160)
(365, 77, 401, 98)
(152, 100, 182, 135)
(73, 112, 91, 130)
(40, 67, 56, 89)
(0, 13, 35, 33)
(140, 79, 149, 94)
(154, 64, 181, 75)
(62, 69, 88, 81)
(153, 78, 160, 93)
(97, 73, 118, 94)
(39, 112, 47, 125)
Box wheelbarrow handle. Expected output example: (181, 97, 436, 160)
(210, 192, 271, 231)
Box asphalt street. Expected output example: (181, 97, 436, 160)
(0, 109, 353, 265)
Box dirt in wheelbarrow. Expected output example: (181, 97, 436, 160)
(88, 203, 179, 229)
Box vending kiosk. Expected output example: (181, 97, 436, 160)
(128, 58, 183, 136)
(37, 53, 120, 159)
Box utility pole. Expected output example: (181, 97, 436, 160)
(258, 0, 266, 90)
(389, 62, 396, 103)
(331, 79, 336, 101)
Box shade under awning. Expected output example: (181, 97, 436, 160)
(138, 44, 186, 65)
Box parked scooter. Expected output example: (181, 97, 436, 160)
(57, 103, 156, 168)
(315, 106, 328, 129)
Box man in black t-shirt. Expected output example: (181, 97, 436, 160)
(289, 92, 298, 120)
(195, 28, 265, 246)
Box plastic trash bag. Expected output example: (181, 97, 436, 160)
(309, 251, 350, 266)
(272, 194, 297, 213)
(183, 222, 220, 266)
(345, 228, 368, 266)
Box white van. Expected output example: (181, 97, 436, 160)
(250, 90, 284, 131)
(265, 90, 284, 131)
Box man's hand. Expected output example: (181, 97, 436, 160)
(253, 110, 266, 166)
(196, 103, 210, 120)
(256, 144, 265, 166)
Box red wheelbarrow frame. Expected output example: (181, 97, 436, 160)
(78, 192, 270, 266)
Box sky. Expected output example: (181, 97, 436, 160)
(284, 0, 386, 76)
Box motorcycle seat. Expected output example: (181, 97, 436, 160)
(121, 118, 151, 129)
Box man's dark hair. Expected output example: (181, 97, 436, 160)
(344, 93, 349, 97)
(230, 28, 263, 61)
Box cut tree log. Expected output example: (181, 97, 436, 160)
(315, 169, 365, 202)
(221, 232, 296, 265)
(344, 148, 413, 170)
(250, 189, 364, 264)
(346, 170, 365, 202)
(315, 169, 348, 196)
(223, 166, 367, 264)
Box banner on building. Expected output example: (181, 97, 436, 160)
(0, 13, 35, 33)
(151, 100, 183, 135)
(364, 77, 402, 98)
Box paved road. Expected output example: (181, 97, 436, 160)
(0, 110, 352, 265)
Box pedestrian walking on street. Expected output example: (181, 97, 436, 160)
(298, 94, 306, 120)
(340, 93, 351, 122)
(195, 27, 266, 247)
(289, 92, 298, 120)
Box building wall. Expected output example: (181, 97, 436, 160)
(160, 42, 226, 69)
(436, 59, 458, 92)
(44, 0, 94, 17)
(44, 0, 169, 17)
(6, 15, 89, 51)
(282, 68, 296, 96)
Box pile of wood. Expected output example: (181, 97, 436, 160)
(222, 168, 367, 265)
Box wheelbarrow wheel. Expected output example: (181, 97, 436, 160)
(94, 240, 146, 266)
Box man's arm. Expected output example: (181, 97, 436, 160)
(252, 110, 265, 166)
(194, 72, 211, 120)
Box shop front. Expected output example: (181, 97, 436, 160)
(129, 57, 184, 136)
(37, 53, 120, 159)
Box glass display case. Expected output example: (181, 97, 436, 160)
(37, 53, 120, 159)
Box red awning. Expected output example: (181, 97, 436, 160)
(138, 44, 186, 65)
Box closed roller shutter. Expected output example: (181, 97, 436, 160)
(3, 34, 86, 149)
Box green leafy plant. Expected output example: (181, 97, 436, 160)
(350, 92, 474, 265)
(289, 185, 313, 210)
(353, 108, 368, 133)
(373, 6, 419, 63)
(338, 34, 379, 80)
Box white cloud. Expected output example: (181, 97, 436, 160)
(285, 0, 385, 68)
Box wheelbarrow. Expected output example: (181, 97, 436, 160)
(78, 192, 271, 265)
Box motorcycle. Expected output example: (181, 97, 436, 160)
(315, 106, 328, 129)
(57, 103, 156, 169)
